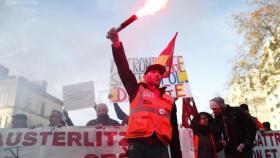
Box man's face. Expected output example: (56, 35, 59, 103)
(144, 70, 162, 86)
(49, 111, 62, 126)
(96, 104, 108, 116)
(210, 101, 223, 116)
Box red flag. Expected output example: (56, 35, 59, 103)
(182, 97, 198, 128)
(154, 32, 178, 78)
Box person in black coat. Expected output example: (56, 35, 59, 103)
(86, 103, 120, 127)
(209, 97, 257, 158)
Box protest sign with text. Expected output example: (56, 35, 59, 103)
(63, 81, 95, 110)
(253, 131, 280, 158)
(110, 56, 192, 102)
(0, 127, 194, 158)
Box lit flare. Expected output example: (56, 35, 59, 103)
(115, 0, 169, 32)
(136, 0, 168, 18)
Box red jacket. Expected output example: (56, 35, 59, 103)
(126, 85, 173, 145)
(112, 43, 182, 158)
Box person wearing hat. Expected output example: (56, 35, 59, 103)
(209, 97, 257, 158)
(262, 121, 271, 131)
(11, 114, 28, 128)
(107, 28, 182, 158)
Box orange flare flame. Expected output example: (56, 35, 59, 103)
(136, 0, 169, 18)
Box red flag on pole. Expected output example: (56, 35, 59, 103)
(182, 97, 198, 128)
(154, 32, 178, 78)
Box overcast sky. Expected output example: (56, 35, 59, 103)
(0, 0, 249, 125)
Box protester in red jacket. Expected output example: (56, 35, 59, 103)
(107, 28, 182, 158)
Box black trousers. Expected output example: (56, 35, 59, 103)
(128, 135, 169, 158)
(225, 149, 253, 158)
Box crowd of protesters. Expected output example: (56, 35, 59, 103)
(8, 28, 275, 158)
(10, 97, 272, 158)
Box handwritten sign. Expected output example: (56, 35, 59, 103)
(63, 81, 95, 110)
(110, 56, 193, 102)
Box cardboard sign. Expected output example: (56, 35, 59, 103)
(110, 56, 193, 102)
(63, 81, 95, 110)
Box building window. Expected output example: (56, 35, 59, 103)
(271, 107, 274, 112)
(41, 102, 45, 116)
(4, 116, 8, 128)
(0, 92, 8, 107)
(25, 96, 32, 111)
(0, 92, 2, 106)
(35, 101, 41, 114)
(276, 103, 280, 109)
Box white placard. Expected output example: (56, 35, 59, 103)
(63, 81, 95, 110)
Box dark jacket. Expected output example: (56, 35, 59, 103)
(86, 114, 120, 126)
(113, 103, 129, 125)
(65, 118, 74, 126)
(213, 106, 257, 154)
(190, 112, 222, 158)
(112, 43, 182, 158)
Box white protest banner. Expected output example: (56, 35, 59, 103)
(180, 128, 195, 157)
(110, 56, 192, 102)
(0, 126, 128, 158)
(0, 127, 194, 158)
(63, 81, 95, 110)
(253, 131, 280, 158)
(2, 127, 279, 158)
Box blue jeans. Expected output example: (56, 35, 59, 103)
(128, 138, 169, 158)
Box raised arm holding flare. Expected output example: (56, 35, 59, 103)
(107, 28, 182, 158)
